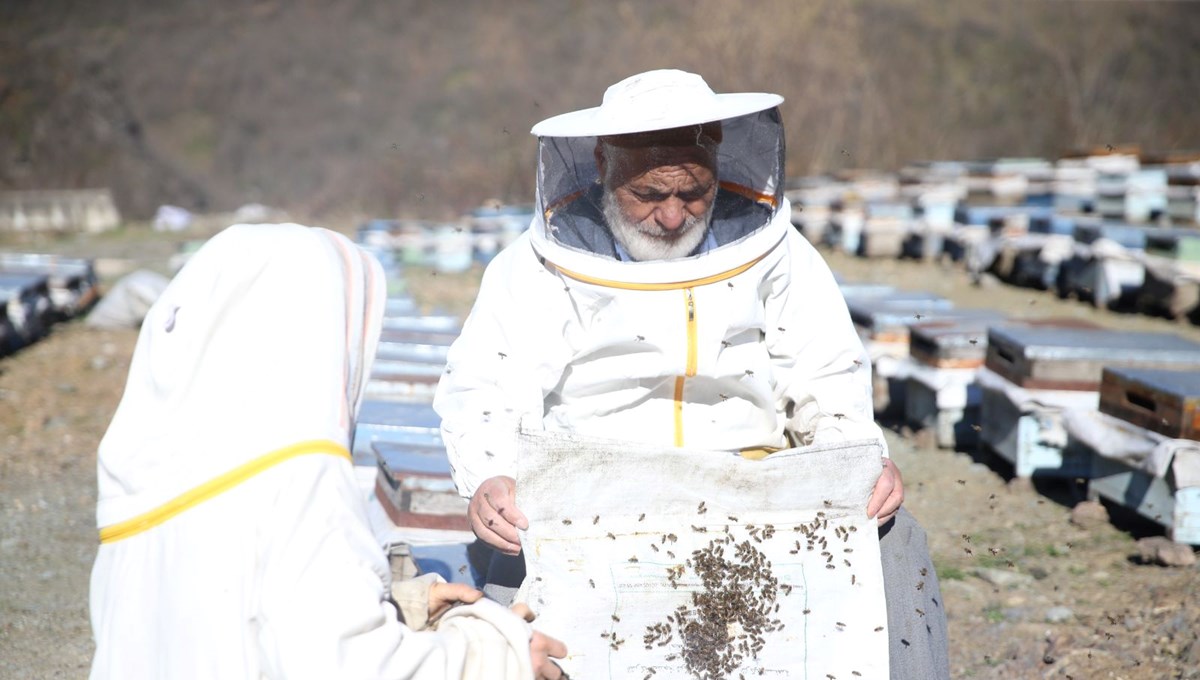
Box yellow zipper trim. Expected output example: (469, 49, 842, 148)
(98, 440, 351, 544)
(675, 287, 699, 447)
(546, 248, 772, 291)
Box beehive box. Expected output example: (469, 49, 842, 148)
(378, 328, 460, 346)
(1145, 228, 1200, 263)
(373, 440, 470, 533)
(911, 317, 1100, 369)
(353, 399, 443, 463)
(846, 292, 954, 344)
(1099, 367, 1200, 440)
(986, 326, 1200, 391)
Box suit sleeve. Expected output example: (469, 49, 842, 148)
(763, 228, 888, 455)
(254, 454, 478, 679)
(433, 237, 573, 498)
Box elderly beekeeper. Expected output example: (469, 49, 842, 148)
(434, 70, 949, 678)
(88, 224, 566, 679)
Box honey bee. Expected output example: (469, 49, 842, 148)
(638, 513, 646, 522)
(589, 579, 595, 588)
(562, 519, 572, 525)
(593, 515, 600, 525)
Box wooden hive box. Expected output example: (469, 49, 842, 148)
(846, 292, 954, 344)
(986, 326, 1200, 391)
(1099, 367, 1200, 440)
(373, 440, 470, 533)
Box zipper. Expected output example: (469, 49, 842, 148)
(675, 287, 698, 447)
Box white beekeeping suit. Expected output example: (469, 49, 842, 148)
(89, 223, 535, 680)
(435, 69, 884, 500)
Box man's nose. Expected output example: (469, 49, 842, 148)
(655, 198, 687, 231)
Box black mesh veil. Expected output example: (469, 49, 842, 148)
(534, 108, 786, 261)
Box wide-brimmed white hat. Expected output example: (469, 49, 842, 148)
(530, 69, 784, 138)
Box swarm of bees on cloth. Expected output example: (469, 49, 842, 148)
(580, 501, 880, 680)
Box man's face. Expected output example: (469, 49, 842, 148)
(599, 141, 718, 261)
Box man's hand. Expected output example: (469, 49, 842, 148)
(427, 582, 483, 624)
(468, 476, 528, 555)
(511, 603, 568, 680)
(866, 457, 904, 526)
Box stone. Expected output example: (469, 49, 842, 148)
(1069, 500, 1110, 529)
(973, 567, 1034, 589)
(1135, 536, 1198, 567)
(1044, 606, 1074, 623)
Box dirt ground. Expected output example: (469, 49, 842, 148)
(2, 228, 1199, 679)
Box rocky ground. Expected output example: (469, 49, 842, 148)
(2, 228, 1198, 679)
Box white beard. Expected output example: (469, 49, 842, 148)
(602, 190, 713, 261)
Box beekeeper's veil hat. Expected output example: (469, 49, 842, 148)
(528, 69, 787, 279)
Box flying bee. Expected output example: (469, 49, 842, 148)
(916, 581, 924, 591)
(606, 532, 616, 540)
(666, 550, 675, 559)
(635, 335, 645, 342)
(611, 614, 620, 622)
(589, 579, 595, 588)
(562, 519, 572, 525)
(920, 567, 928, 576)
(823, 500, 833, 508)
(638, 513, 646, 521)
(628, 556, 638, 563)
(727, 515, 739, 522)
(697, 501, 707, 514)
(593, 515, 600, 525)
(874, 626, 884, 632)
(650, 544, 659, 552)
(968, 338, 979, 345)
(915, 608, 925, 617)
(956, 479, 966, 486)
(497, 352, 507, 359)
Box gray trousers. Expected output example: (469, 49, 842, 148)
(485, 507, 949, 679)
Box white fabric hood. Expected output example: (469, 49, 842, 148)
(95, 223, 385, 528)
(530, 70, 787, 281)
